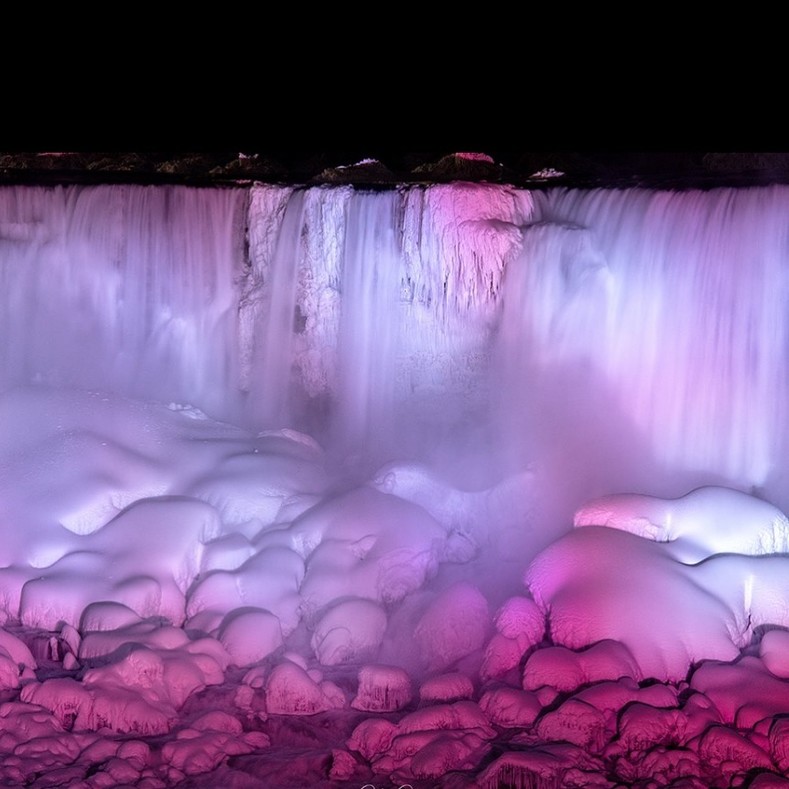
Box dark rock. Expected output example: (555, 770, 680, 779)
(411, 151, 503, 182)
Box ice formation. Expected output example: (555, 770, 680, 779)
(3, 181, 789, 784)
(574, 485, 789, 560)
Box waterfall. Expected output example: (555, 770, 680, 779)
(2, 181, 788, 501)
(502, 187, 789, 496)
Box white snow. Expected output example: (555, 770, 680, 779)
(574, 486, 789, 560)
(525, 526, 743, 681)
(264, 660, 344, 715)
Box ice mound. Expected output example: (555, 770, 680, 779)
(419, 672, 475, 703)
(0, 387, 472, 672)
(265, 660, 344, 715)
(218, 608, 283, 667)
(18, 622, 228, 740)
(183, 429, 327, 530)
(310, 598, 387, 666)
(523, 640, 641, 693)
(186, 546, 305, 635)
(291, 487, 448, 611)
(481, 594, 546, 680)
(0, 629, 36, 690)
(371, 460, 536, 551)
(478, 744, 605, 789)
(348, 700, 496, 780)
(530, 487, 789, 682)
(351, 664, 413, 712)
(525, 526, 742, 680)
(414, 581, 490, 671)
(760, 629, 789, 677)
(479, 687, 542, 727)
(574, 485, 789, 561)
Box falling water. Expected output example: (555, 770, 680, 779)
(2, 182, 788, 503)
(506, 187, 789, 501)
(0, 185, 246, 420)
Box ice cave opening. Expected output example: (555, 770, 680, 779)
(2, 180, 789, 787)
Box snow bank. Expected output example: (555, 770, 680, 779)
(574, 486, 789, 561)
(218, 608, 283, 667)
(523, 640, 640, 693)
(293, 487, 447, 612)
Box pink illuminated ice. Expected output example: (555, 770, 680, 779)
(414, 582, 490, 671)
(351, 664, 413, 712)
(574, 486, 789, 561)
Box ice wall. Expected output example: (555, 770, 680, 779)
(2, 182, 788, 501)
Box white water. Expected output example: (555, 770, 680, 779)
(508, 187, 789, 505)
(2, 182, 788, 504)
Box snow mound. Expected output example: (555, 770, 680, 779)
(478, 745, 605, 789)
(480, 632, 532, 681)
(760, 629, 789, 678)
(294, 487, 447, 612)
(357, 701, 497, 780)
(218, 608, 283, 667)
(414, 581, 490, 670)
(523, 640, 640, 693)
(310, 598, 387, 666)
(494, 595, 545, 642)
(479, 687, 542, 728)
(691, 656, 789, 728)
(370, 461, 536, 552)
(80, 602, 144, 633)
(264, 661, 345, 715)
(419, 672, 474, 703)
(187, 546, 304, 636)
(525, 526, 742, 681)
(347, 718, 398, 760)
(351, 664, 413, 712)
(574, 486, 789, 561)
(536, 698, 610, 752)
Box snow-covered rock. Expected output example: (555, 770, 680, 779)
(414, 582, 490, 671)
(351, 664, 413, 712)
(264, 661, 344, 715)
(310, 598, 387, 666)
(574, 486, 789, 561)
(419, 673, 474, 704)
(218, 608, 283, 667)
(525, 526, 742, 681)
